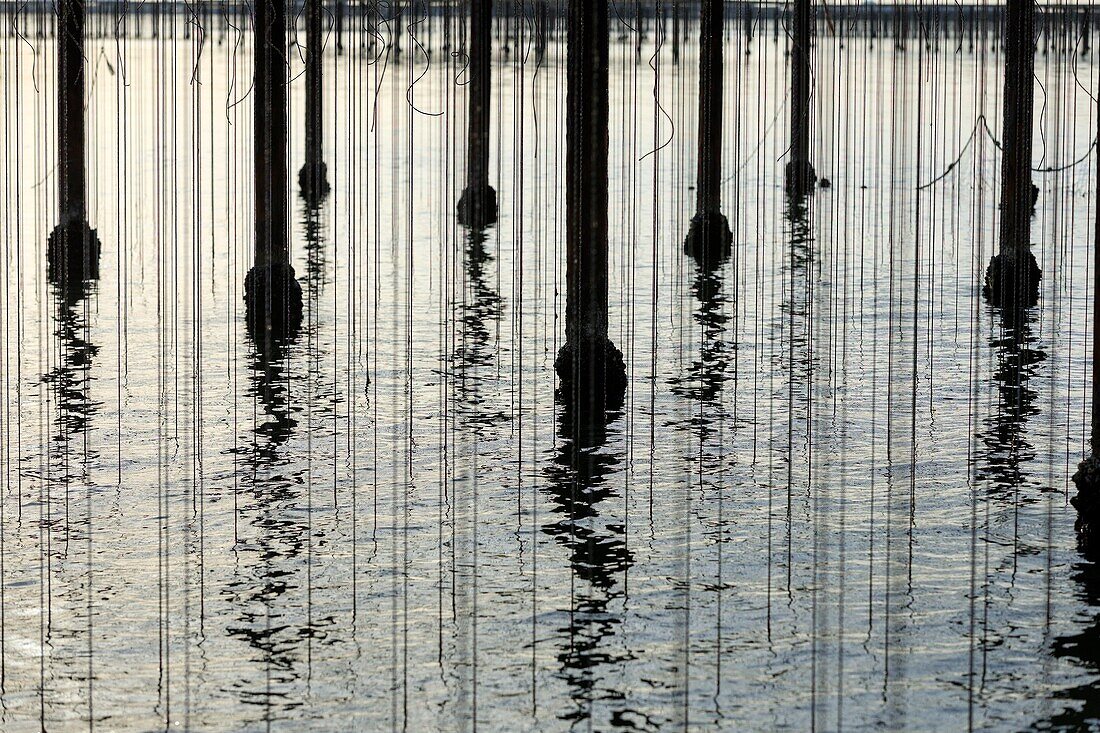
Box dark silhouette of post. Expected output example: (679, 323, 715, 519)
(335, 0, 344, 54)
(785, 0, 816, 195)
(684, 0, 731, 266)
(554, 0, 626, 418)
(535, 1, 548, 61)
(245, 0, 302, 346)
(393, 0, 403, 62)
(298, 0, 329, 200)
(1083, 9, 1091, 56)
(672, 0, 680, 63)
(48, 0, 101, 286)
(543, 407, 631, 720)
(58, 0, 85, 221)
(1073, 92, 1100, 541)
(457, 0, 498, 227)
(984, 0, 1039, 308)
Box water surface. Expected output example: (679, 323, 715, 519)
(1, 8, 1099, 731)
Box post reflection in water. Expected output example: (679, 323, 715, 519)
(454, 226, 503, 382)
(31, 268, 102, 730)
(445, 223, 506, 726)
(670, 243, 732, 406)
(223, 201, 331, 725)
(667, 237, 734, 726)
(45, 279, 101, 484)
(1043, 533, 1100, 730)
(779, 191, 813, 604)
(970, 304, 1047, 716)
(542, 400, 636, 728)
(974, 309, 1046, 503)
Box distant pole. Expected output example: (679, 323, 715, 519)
(983, 0, 1039, 308)
(335, 0, 344, 54)
(457, 0, 498, 228)
(246, 0, 302, 343)
(672, 0, 680, 63)
(1083, 9, 1090, 56)
(786, 0, 816, 195)
(298, 0, 329, 200)
(48, 0, 101, 287)
(684, 0, 731, 266)
(394, 0, 403, 61)
(536, 1, 548, 60)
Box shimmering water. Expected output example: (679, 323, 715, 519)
(2, 7, 1100, 731)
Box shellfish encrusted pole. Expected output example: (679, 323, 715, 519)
(246, 0, 302, 342)
(299, 0, 329, 199)
(48, 0, 101, 285)
(554, 0, 626, 415)
(58, 0, 85, 225)
(457, 0, 498, 227)
(684, 0, 732, 265)
(785, 0, 816, 195)
(984, 0, 1039, 308)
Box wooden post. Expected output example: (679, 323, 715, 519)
(554, 0, 626, 417)
(536, 1, 548, 60)
(245, 0, 302, 344)
(786, 0, 816, 195)
(695, 0, 721, 214)
(457, 0, 498, 227)
(1000, 0, 1037, 255)
(672, 0, 680, 63)
(983, 0, 1039, 308)
(254, 0, 289, 269)
(335, 0, 344, 54)
(1083, 9, 1090, 56)
(58, 0, 84, 223)
(298, 0, 329, 200)
(684, 0, 732, 266)
(47, 0, 101, 288)
(394, 0, 403, 62)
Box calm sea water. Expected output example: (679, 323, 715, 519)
(2, 9, 1099, 731)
